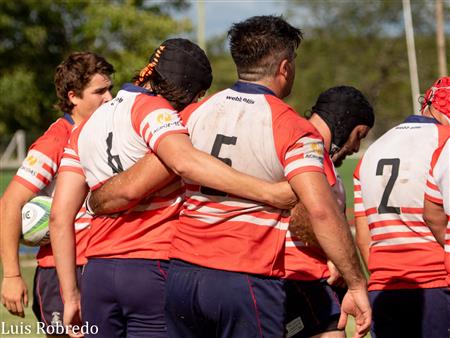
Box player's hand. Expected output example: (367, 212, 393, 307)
(64, 297, 84, 338)
(1, 276, 28, 317)
(326, 260, 346, 288)
(338, 285, 371, 338)
(267, 181, 297, 209)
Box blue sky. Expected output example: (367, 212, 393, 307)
(174, 1, 289, 38)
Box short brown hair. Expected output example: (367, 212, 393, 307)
(228, 16, 302, 81)
(54, 52, 114, 113)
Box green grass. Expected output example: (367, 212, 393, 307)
(0, 170, 15, 195)
(0, 259, 45, 338)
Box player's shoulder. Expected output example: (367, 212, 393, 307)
(265, 95, 312, 127)
(29, 117, 72, 155)
(179, 93, 217, 122)
(134, 92, 175, 112)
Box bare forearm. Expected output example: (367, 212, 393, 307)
(90, 154, 176, 215)
(291, 173, 366, 289)
(313, 212, 365, 288)
(50, 172, 87, 300)
(50, 217, 79, 300)
(0, 201, 22, 276)
(355, 216, 371, 267)
(160, 139, 278, 205)
(423, 199, 447, 247)
(0, 183, 34, 276)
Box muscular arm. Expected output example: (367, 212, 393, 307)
(354, 215, 371, 267)
(49, 171, 88, 305)
(90, 134, 296, 215)
(90, 153, 177, 214)
(423, 199, 447, 247)
(0, 181, 34, 317)
(156, 134, 295, 208)
(289, 171, 370, 337)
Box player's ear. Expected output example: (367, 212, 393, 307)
(68, 90, 81, 106)
(278, 58, 291, 80)
(193, 90, 207, 103)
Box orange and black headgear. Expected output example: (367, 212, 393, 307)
(135, 38, 212, 98)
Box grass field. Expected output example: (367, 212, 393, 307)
(0, 161, 369, 337)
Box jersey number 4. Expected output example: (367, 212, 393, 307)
(376, 158, 400, 214)
(200, 134, 237, 196)
(106, 132, 124, 174)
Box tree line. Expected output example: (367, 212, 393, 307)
(0, 0, 448, 143)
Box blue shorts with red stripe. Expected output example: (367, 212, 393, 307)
(32, 266, 83, 332)
(284, 279, 343, 338)
(165, 259, 286, 338)
(81, 258, 169, 338)
(369, 287, 450, 338)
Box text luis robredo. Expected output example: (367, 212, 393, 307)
(1, 321, 98, 335)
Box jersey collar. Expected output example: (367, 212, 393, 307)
(121, 83, 156, 96)
(231, 81, 276, 97)
(403, 115, 439, 124)
(63, 113, 75, 125)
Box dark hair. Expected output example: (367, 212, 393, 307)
(134, 38, 212, 111)
(227, 15, 303, 81)
(312, 86, 375, 148)
(54, 52, 114, 114)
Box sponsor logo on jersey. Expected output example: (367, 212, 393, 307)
(311, 143, 323, 156)
(157, 112, 172, 125)
(25, 155, 38, 166)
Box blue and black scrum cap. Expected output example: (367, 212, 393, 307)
(312, 86, 374, 148)
(136, 38, 212, 97)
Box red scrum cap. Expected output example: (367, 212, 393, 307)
(422, 77, 450, 117)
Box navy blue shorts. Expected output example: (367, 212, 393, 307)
(81, 258, 169, 338)
(32, 266, 83, 332)
(165, 259, 286, 338)
(284, 279, 342, 338)
(369, 287, 450, 338)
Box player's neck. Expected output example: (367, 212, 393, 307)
(309, 114, 332, 152)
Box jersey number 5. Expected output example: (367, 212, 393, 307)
(200, 134, 237, 196)
(376, 158, 400, 214)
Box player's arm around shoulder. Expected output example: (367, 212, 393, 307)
(0, 181, 35, 317)
(89, 153, 177, 215)
(156, 133, 297, 209)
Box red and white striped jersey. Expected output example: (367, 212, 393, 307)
(424, 137, 450, 285)
(284, 152, 340, 281)
(354, 116, 448, 290)
(60, 84, 186, 260)
(169, 82, 325, 277)
(13, 115, 91, 267)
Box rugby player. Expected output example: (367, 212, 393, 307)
(354, 77, 450, 337)
(0, 52, 114, 336)
(285, 86, 374, 338)
(160, 16, 370, 338)
(50, 38, 295, 338)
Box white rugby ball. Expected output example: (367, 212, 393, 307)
(21, 196, 52, 247)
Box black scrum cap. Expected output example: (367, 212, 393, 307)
(137, 38, 212, 97)
(312, 86, 374, 148)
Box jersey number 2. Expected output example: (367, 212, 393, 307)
(376, 158, 400, 214)
(200, 134, 237, 196)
